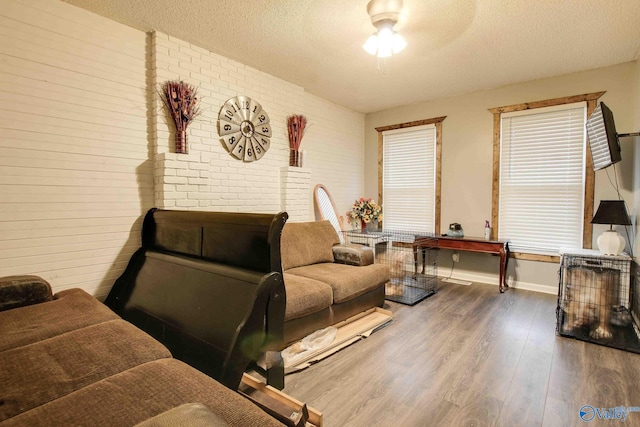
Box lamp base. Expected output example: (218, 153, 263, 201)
(596, 230, 626, 255)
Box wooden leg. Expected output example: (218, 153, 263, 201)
(499, 242, 510, 293)
(266, 363, 284, 391)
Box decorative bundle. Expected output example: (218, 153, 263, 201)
(160, 80, 201, 154)
(287, 114, 307, 166)
(347, 198, 383, 227)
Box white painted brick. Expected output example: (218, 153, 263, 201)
(199, 54, 222, 67)
(187, 192, 212, 200)
(176, 60, 201, 73)
(189, 128, 210, 138)
(167, 35, 191, 47)
(168, 64, 190, 76)
(148, 30, 360, 223)
(189, 44, 209, 55)
(177, 169, 200, 178)
(188, 162, 209, 171)
(157, 152, 179, 161)
(163, 160, 188, 169)
(179, 46, 202, 60)
(154, 52, 178, 66)
(164, 176, 188, 184)
(176, 199, 198, 207)
(0, 0, 153, 297)
(189, 70, 212, 83)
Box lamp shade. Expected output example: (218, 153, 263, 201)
(591, 200, 630, 255)
(591, 200, 631, 226)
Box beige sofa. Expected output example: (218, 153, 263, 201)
(280, 221, 390, 346)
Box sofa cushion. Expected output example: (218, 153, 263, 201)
(135, 403, 230, 427)
(280, 221, 340, 270)
(283, 273, 333, 321)
(0, 288, 120, 352)
(0, 359, 284, 427)
(285, 263, 390, 304)
(0, 275, 53, 312)
(0, 319, 171, 422)
(332, 243, 374, 266)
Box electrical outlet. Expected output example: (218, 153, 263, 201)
(452, 252, 460, 262)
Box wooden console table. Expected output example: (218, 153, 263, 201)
(413, 236, 510, 293)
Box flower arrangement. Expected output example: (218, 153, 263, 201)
(347, 198, 383, 226)
(160, 80, 202, 154)
(287, 114, 307, 166)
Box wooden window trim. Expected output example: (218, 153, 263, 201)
(376, 116, 446, 233)
(489, 92, 605, 263)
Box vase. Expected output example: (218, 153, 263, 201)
(175, 130, 188, 154)
(289, 149, 301, 167)
(361, 220, 377, 233)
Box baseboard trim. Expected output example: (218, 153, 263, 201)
(438, 272, 557, 295)
(441, 277, 472, 286)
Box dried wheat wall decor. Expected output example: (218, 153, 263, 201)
(287, 114, 307, 167)
(160, 80, 202, 154)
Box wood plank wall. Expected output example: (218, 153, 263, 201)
(0, 0, 152, 298)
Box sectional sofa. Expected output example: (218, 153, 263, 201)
(0, 275, 284, 427)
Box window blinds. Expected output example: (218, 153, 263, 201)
(382, 125, 436, 233)
(498, 102, 586, 255)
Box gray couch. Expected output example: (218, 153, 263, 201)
(280, 221, 390, 346)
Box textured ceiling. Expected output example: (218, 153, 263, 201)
(63, 0, 640, 114)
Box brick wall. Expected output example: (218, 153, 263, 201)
(152, 31, 301, 216)
(0, 1, 365, 298)
(150, 31, 365, 222)
(281, 167, 312, 221)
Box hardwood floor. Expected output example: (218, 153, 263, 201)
(282, 281, 640, 426)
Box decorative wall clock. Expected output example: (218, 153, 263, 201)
(217, 96, 272, 162)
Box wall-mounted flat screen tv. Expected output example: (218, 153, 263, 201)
(585, 102, 621, 170)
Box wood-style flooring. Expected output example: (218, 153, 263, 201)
(282, 280, 640, 427)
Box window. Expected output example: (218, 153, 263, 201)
(376, 117, 445, 233)
(490, 92, 603, 260)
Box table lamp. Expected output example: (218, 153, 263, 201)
(591, 200, 631, 255)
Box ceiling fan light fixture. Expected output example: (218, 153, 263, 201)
(362, 26, 406, 58)
(376, 25, 394, 57)
(392, 32, 407, 53)
(363, 34, 379, 55)
(362, 0, 406, 58)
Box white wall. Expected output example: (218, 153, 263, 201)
(0, 0, 365, 298)
(302, 93, 365, 222)
(150, 32, 365, 222)
(0, 0, 151, 298)
(152, 31, 300, 215)
(365, 62, 639, 294)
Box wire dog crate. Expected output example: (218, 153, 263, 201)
(632, 267, 640, 341)
(345, 229, 438, 305)
(557, 250, 640, 353)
